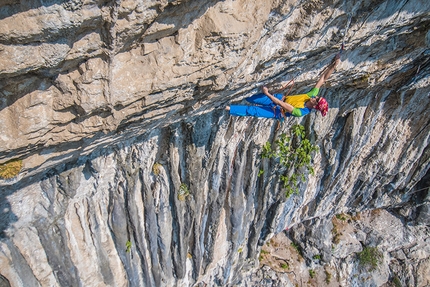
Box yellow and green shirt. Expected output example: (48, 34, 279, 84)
(284, 87, 319, 117)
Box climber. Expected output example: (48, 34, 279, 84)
(226, 58, 340, 119)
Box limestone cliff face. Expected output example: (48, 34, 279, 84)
(0, 0, 429, 286)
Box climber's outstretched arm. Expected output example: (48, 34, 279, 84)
(262, 86, 294, 113)
(315, 58, 341, 88)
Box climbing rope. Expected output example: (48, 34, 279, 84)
(272, 13, 352, 130)
(322, 12, 352, 73)
(271, 76, 296, 131)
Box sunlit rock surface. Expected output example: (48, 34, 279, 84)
(0, 0, 429, 286)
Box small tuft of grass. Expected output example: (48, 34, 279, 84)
(371, 209, 382, 216)
(258, 169, 264, 177)
(353, 73, 371, 87)
(393, 276, 402, 287)
(309, 269, 315, 278)
(325, 269, 332, 283)
(178, 183, 190, 201)
(358, 246, 383, 271)
(290, 242, 303, 256)
(280, 262, 289, 269)
(313, 254, 321, 260)
(259, 255, 264, 261)
(351, 213, 361, 221)
(0, 159, 22, 179)
(336, 214, 347, 221)
(126, 241, 132, 253)
(332, 226, 341, 244)
(152, 163, 162, 176)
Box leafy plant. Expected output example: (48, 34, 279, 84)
(261, 124, 318, 198)
(261, 141, 276, 159)
(331, 225, 341, 244)
(290, 241, 302, 256)
(313, 254, 321, 260)
(336, 214, 347, 221)
(258, 169, 264, 177)
(178, 183, 190, 201)
(126, 241, 132, 253)
(393, 276, 402, 287)
(309, 269, 315, 278)
(0, 159, 22, 179)
(357, 246, 383, 271)
(280, 262, 289, 269)
(259, 255, 264, 261)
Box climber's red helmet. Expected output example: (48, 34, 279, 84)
(315, 97, 328, 117)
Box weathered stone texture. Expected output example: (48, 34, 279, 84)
(0, 0, 429, 286)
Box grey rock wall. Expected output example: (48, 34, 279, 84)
(286, 208, 430, 286)
(0, 0, 429, 286)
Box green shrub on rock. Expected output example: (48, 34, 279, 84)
(261, 124, 318, 198)
(358, 246, 383, 271)
(178, 183, 190, 201)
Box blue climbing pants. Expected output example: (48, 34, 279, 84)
(230, 93, 285, 119)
